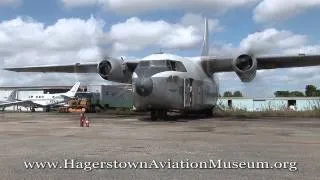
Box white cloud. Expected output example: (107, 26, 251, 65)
(254, 0, 320, 23)
(60, 0, 101, 8)
(61, 0, 258, 14)
(109, 17, 172, 52)
(180, 13, 223, 32)
(0, 16, 108, 86)
(60, 0, 320, 25)
(109, 14, 221, 53)
(238, 28, 308, 55)
(211, 28, 312, 57)
(0, 16, 107, 65)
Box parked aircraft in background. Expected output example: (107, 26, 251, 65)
(5, 18, 320, 119)
(0, 82, 80, 112)
(0, 90, 30, 111)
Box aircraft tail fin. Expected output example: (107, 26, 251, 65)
(201, 17, 209, 57)
(64, 82, 80, 98)
(7, 90, 17, 102)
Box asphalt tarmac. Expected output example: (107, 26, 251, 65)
(0, 112, 319, 180)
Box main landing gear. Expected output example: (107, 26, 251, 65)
(150, 110, 168, 121)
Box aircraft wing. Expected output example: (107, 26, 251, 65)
(3, 61, 141, 74)
(59, 95, 74, 101)
(0, 100, 35, 108)
(4, 63, 98, 73)
(201, 54, 320, 73)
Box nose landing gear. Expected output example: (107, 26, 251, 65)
(150, 110, 167, 121)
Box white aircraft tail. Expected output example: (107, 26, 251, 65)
(7, 90, 17, 102)
(64, 82, 80, 98)
(201, 17, 209, 57)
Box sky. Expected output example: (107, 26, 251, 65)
(0, 0, 320, 97)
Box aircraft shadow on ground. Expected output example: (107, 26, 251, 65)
(138, 113, 214, 122)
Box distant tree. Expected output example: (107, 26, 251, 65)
(289, 91, 304, 97)
(316, 90, 320, 97)
(233, 91, 243, 97)
(274, 91, 290, 97)
(223, 91, 233, 97)
(305, 85, 317, 97)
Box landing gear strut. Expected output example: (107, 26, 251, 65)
(150, 110, 167, 121)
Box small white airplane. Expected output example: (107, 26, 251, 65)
(0, 82, 80, 112)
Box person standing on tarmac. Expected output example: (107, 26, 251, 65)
(80, 112, 85, 127)
(80, 112, 90, 127)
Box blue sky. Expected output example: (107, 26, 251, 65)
(0, 0, 320, 97)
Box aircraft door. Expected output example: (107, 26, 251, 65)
(184, 78, 193, 107)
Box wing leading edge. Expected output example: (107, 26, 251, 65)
(4, 61, 140, 74)
(0, 100, 35, 108)
(4, 63, 98, 73)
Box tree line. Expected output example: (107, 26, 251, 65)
(221, 84, 320, 98)
(222, 91, 243, 97)
(274, 85, 320, 97)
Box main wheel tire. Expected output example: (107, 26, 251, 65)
(150, 111, 157, 121)
(160, 110, 168, 120)
(204, 107, 214, 117)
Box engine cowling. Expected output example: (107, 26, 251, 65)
(97, 57, 131, 83)
(232, 54, 257, 82)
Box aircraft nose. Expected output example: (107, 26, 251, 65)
(135, 77, 153, 97)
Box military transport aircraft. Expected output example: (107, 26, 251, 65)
(4, 19, 320, 119)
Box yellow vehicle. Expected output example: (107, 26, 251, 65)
(59, 97, 96, 113)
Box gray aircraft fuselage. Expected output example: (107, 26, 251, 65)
(131, 53, 219, 112)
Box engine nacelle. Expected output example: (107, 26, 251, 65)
(232, 54, 257, 82)
(97, 57, 131, 83)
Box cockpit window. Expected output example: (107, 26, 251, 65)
(151, 60, 166, 67)
(137, 60, 187, 72)
(136, 60, 187, 77)
(139, 61, 150, 67)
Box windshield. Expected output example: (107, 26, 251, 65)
(135, 60, 187, 77)
(137, 60, 186, 70)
